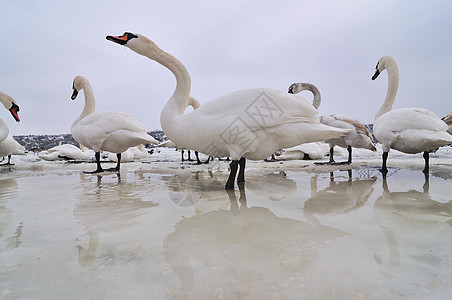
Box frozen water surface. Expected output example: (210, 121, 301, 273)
(1, 146, 452, 299)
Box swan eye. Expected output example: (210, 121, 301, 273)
(125, 32, 138, 40)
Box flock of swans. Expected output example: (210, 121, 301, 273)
(2, 32, 452, 189)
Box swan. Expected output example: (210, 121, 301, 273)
(70, 75, 158, 173)
(278, 142, 326, 161)
(38, 143, 92, 161)
(106, 32, 349, 189)
(288, 82, 376, 164)
(129, 144, 150, 160)
(441, 112, 452, 135)
(371, 56, 452, 174)
(0, 91, 20, 165)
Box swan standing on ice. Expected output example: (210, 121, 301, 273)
(70, 76, 158, 173)
(288, 82, 376, 164)
(0, 91, 20, 166)
(107, 32, 349, 189)
(371, 56, 452, 174)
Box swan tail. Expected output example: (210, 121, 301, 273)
(302, 125, 350, 144)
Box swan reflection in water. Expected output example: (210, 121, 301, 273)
(163, 171, 297, 214)
(0, 177, 23, 249)
(304, 170, 377, 224)
(74, 172, 158, 267)
(163, 184, 346, 298)
(374, 172, 452, 276)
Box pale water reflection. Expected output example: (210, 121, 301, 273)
(0, 166, 451, 299)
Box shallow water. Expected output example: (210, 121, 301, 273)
(1, 151, 452, 299)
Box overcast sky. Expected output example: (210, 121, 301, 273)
(1, 0, 451, 135)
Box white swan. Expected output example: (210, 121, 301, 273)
(38, 143, 92, 161)
(70, 76, 158, 173)
(441, 112, 452, 135)
(107, 32, 349, 189)
(129, 144, 150, 160)
(0, 91, 20, 165)
(278, 142, 326, 161)
(288, 82, 376, 164)
(371, 56, 452, 174)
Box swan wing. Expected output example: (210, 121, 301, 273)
(171, 88, 349, 159)
(376, 108, 448, 132)
(374, 108, 452, 153)
(72, 111, 157, 152)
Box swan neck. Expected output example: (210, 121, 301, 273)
(375, 64, 399, 120)
(153, 46, 191, 132)
(307, 84, 321, 109)
(74, 81, 96, 125)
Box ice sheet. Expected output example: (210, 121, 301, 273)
(1, 146, 452, 299)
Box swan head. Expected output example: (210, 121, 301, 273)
(287, 82, 319, 95)
(71, 76, 89, 100)
(0, 91, 20, 122)
(287, 83, 302, 94)
(106, 32, 159, 58)
(372, 56, 396, 80)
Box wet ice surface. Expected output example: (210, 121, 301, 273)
(1, 146, 452, 299)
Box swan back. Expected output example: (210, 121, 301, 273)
(171, 88, 348, 160)
(320, 114, 376, 151)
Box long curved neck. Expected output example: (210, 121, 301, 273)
(74, 81, 96, 125)
(144, 44, 191, 131)
(303, 83, 321, 109)
(375, 63, 399, 121)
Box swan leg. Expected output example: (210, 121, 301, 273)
(315, 147, 336, 165)
(85, 152, 104, 173)
(329, 147, 335, 163)
(347, 145, 352, 164)
(381, 152, 389, 175)
(422, 151, 429, 174)
(195, 151, 201, 164)
(0, 155, 14, 166)
(106, 153, 121, 172)
(237, 157, 246, 184)
(332, 146, 352, 165)
(225, 160, 239, 189)
(187, 150, 195, 161)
